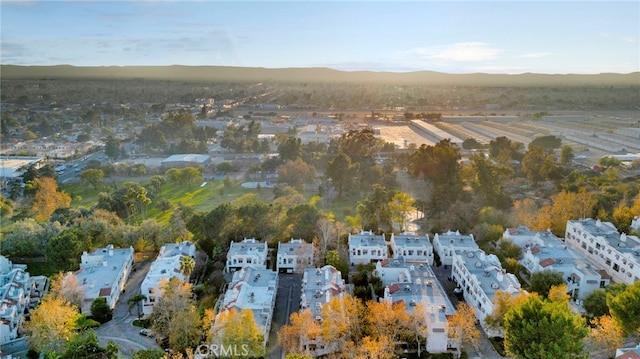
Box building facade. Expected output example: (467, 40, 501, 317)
(565, 219, 640, 284)
(140, 241, 197, 316)
(348, 230, 387, 265)
(277, 239, 314, 273)
(73, 244, 134, 314)
(0, 256, 32, 346)
(390, 232, 434, 265)
(433, 230, 479, 266)
(225, 238, 268, 273)
(374, 258, 458, 354)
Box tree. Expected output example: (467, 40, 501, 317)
(61, 330, 119, 359)
(80, 168, 104, 190)
(449, 302, 481, 352)
(278, 136, 302, 162)
(150, 277, 194, 340)
(326, 152, 354, 198)
(24, 295, 81, 355)
(529, 270, 564, 298)
(50, 272, 85, 310)
(547, 283, 570, 303)
(485, 290, 528, 334)
(31, 177, 71, 221)
(179, 255, 195, 278)
(560, 145, 574, 165)
(277, 159, 317, 189)
(343, 335, 395, 359)
(607, 281, 640, 336)
(47, 227, 87, 271)
(585, 315, 623, 359)
(149, 175, 166, 194)
(504, 294, 588, 359)
(387, 192, 414, 231)
(128, 293, 147, 319)
(168, 305, 202, 353)
(90, 297, 113, 323)
(0, 194, 13, 218)
(278, 309, 321, 355)
(315, 214, 339, 266)
(211, 308, 265, 358)
(320, 295, 365, 346)
(132, 349, 167, 359)
(104, 135, 120, 161)
(583, 288, 609, 319)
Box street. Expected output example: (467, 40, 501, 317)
(266, 273, 302, 359)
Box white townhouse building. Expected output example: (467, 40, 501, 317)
(433, 230, 479, 266)
(506, 226, 610, 301)
(565, 219, 640, 284)
(73, 244, 134, 314)
(451, 249, 523, 336)
(216, 267, 278, 347)
(374, 258, 458, 354)
(390, 232, 434, 265)
(277, 239, 314, 273)
(631, 216, 640, 233)
(140, 241, 197, 316)
(225, 238, 268, 273)
(0, 256, 32, 346)
(348, 230, 388, 265)
(298, 265, 348, 356)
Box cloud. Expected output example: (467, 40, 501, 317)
(521, 52, 552, 58)
(407, 42, 502, 62)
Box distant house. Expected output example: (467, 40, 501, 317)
(73, 245, 134, 314)
(390, 232, 433, 265)
(140, 241, 196, 316)
(225, 238, 268, 273)
(432, 230, 479, 266)
(160, 154, 210, 169)
(451, 249, 523, 336)
(276, 239, 313, 273)
(298, 265, 348, 356)
(348, 230, 388, 265)
(216, 267, 278, 347)
(565, 219, 640, 284)
(374, 258, 457, 353)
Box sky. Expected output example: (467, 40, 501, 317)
(1, 1, 638, 74)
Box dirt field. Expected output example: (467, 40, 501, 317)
(375, 123, 436, 149)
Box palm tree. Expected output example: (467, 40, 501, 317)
(179, 255, 195, 279)
(127, 293, 147, 319)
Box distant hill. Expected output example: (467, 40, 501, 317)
(1, 65, 638, 86)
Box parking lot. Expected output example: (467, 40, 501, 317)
(266, 273, 302, 359)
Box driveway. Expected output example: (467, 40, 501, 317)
(266, 273, 302, 359)
(96, 259, 161, 357)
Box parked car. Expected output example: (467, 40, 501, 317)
(139, 328, 154, 337)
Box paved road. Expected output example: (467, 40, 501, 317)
(96, 259, 161, 357)
(266, 273, 302, 359)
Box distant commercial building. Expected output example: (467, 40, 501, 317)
(565, 219, 640, 284)
(0, 156, 44, 180)
(160, 154, 210, 169)
(390, 232, 434, 265)
(433, 230, 479, 266)
(276, 239, 313, 273)
(216, 267, 278, 347)
(225, 238, 268, 273)
(73, 245, 134, 314)
(374, 258, 458, 354)
(140, 241, 196, 316)
(451, 249, 523, 336)
(298, 265, 348, 356)
(348, 230, 388, 265)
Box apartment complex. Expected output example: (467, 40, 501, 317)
(374, 258, 457, 353)
(217, 266, 278, 347)
(433, 230, 479, 266)
(73, 245, 134, 314)
(225, 238, 268, 273)
(390, 232, 434, 265)
(451, 249, 523, 336)
(506, 226, 610, 300)
(140, 241, 196, 316)
(565, 219, 640, 284)
(348, 230, 387, 265)
(277, 239, 314, 273)
(298, 265, 348, 356)
(0, 256, 33, 346)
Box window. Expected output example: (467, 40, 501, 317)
(149, 296, 156, 303)
(613, 263, 620, 272)
(149, 288, 155, 294)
